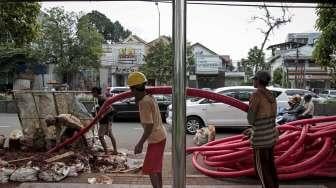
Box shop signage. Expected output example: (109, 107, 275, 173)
(118, 48, 136, 61)
(110, 65, 139, 74)
(195, 55, 220, 74)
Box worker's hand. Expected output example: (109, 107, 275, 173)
(134, 142, 143, 154)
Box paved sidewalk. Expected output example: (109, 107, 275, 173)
(18, 183, 327, 188)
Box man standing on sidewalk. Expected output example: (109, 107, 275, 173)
(245, 71, 279, 188)
(127, 72, 167, 188)
(91, 87, 118, 155)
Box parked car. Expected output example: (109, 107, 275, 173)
(166, 86, 326, 134)
(320, 90, 336, 99)
(105, 86, 129, 97)
(279, 87, 326, 103)
(111, 94, 171, 122)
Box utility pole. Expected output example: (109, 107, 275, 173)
(155, 1, 161, 38)
(295, 47, 299, 88)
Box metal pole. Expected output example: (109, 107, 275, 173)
(155, 1, 161, 38)
(172, 0, 186, 187)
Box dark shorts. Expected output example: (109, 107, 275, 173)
(98, 123, 111, 137)
(143, 139, 166, 174)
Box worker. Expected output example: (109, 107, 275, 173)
(45, 114, 88, 148)
(128, 72, 167, 188)
(244, 71, 279, 188)
(299, 94, 314, 119)
(91, 87, 118, 155)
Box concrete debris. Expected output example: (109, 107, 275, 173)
(0, 160, 8, 167)
(38, 162, 70, 182)
(0, 168, 15, 183)
(68, 161, 84, 177)
(88, 175, 113, 184)
(10, 167, 40, 182)
(0, 149, 143, 183)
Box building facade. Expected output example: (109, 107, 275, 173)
(99, 35, 147, 88)
(267, 32, 331, 90)
(191, 43, 226, 89)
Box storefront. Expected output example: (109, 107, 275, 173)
(100, 35, 147, 88)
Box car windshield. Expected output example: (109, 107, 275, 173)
(330, 91, 336, 95)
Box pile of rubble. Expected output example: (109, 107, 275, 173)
(0, 134, 143, 184)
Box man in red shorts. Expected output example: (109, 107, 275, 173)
(127, 72, 167, 188)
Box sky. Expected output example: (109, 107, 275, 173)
(41, 1, 319, 61)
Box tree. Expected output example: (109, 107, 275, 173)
(0, 2, 41, 47)
(75, 15, 103, 69)
(81, 10, 131, 43)
(141, 39, 194, 85)
(252, 5, 292, 72)
(313, 4, 336, 85)
(37, 7, 103, 83)
(246, 46, 265, 76)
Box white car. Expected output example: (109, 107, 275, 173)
(321, 90, 336, 99)
(166, 86, 325, 134)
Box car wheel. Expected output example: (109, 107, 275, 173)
(186, 116, 204, 135)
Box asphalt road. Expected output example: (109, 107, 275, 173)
(0, 113, 238, 151)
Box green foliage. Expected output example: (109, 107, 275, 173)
(246, 46, 266, 72)
(240, 58, 253, 79)
(75, 15, 103, 69)
(0, 2, 41, 47)
(36, 7, 103, 81)
(141, 39, 194, 85)
(81, 10, 131, 43)
(272, 67, 290, 87)
(313, 4, 336, 84)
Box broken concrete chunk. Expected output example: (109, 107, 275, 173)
(38, 162, 70, 182)
(88, 175, 113, 184)
(0, 168, 15, 183)
(10, 167, 39, 182)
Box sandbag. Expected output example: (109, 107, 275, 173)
(0, 168, 14, 183)
(10, 167, 39, 182)
(68, 162, 84, 177)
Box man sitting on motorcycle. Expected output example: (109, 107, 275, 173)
(277, 95, 305, 124)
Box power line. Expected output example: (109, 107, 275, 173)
(149, 1, 336, 8)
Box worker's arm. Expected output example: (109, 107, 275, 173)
(302, 103, 313, 116)
(247, 93, 259, 125)
(134, 99, 154, 154)
(134, 123, 154, 154)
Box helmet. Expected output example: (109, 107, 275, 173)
(127, 72, 147, 87)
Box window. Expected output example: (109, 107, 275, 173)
(271, 91, 282, 98)
(285, 90, 305, 96)
(220, 89, 254, 102)
(237, 90, 253, 102)
(322, 91, 329, 95)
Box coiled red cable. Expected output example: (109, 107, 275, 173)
(45, 86, 336, 180)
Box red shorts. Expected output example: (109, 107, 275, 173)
(142, 139, 166, 174)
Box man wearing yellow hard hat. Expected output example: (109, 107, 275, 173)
(127, 72, 166, 188)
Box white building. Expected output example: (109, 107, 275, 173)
(99, 35, 147, 88)
(267, 32, 331, 90)
(191, 43, 226, 89)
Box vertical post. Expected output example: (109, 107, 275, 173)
(155, 1, 161, 38)
(172, 0, 186, 187)
(295, 47, 299, 88)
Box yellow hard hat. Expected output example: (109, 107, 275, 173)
(127, 72, 147, 87)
